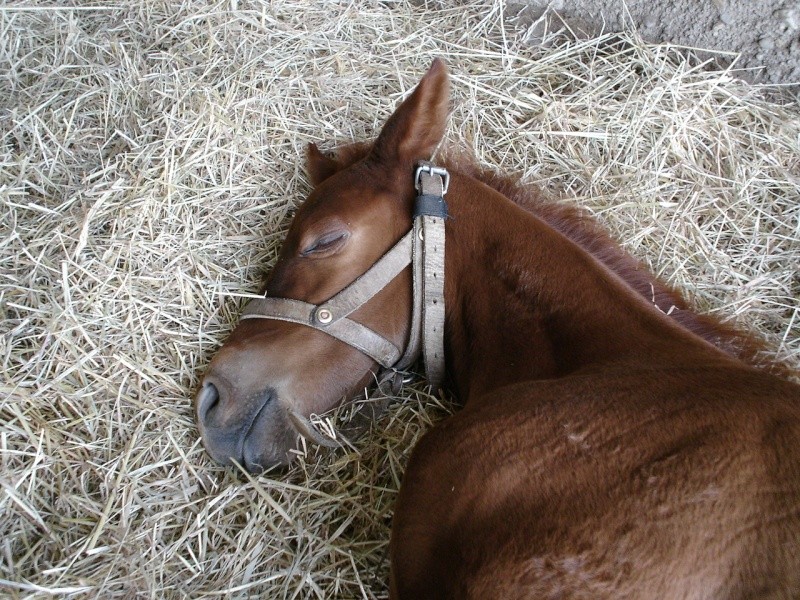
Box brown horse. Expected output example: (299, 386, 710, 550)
(196, 60, 800, 598)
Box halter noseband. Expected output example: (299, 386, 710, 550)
(239, 161, 449, 390)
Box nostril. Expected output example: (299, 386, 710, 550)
(196, 382, 220, 422)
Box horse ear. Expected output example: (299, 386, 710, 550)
(371, 59, 450, 166)
(306, 143, 341, 185)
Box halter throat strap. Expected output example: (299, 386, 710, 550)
(240, 161, 448, 389)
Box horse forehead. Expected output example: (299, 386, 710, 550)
(303, 161, 404, 211)
(298, 183, 397, 230)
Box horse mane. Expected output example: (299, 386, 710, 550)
(321, 143, 790, 376)
(443, 155, 794, 377)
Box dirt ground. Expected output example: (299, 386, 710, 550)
(511, 0, 800, 95)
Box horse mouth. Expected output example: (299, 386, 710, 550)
(240, 391, 279, 472)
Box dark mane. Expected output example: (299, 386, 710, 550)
(322, 143, 789, 376)
(444, 155, 791, 377)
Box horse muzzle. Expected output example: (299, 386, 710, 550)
(195, 381, 297, 472)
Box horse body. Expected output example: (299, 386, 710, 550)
(390, 165, 800, 599)
(394, 373, 800, 598)
(196, 60, 800, 598)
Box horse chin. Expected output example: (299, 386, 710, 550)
(239, 393, 353, 473)
(285, 409, 339, 448)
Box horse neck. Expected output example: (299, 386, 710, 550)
(442, 174, 727, 401)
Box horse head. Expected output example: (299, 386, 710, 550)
(196, 60, 450, 471)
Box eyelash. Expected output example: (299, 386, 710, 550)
(302, 231, 348, 256)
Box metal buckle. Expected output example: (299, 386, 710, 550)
(414, 164, 450, 195)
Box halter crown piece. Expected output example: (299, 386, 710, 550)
(240, 161, 449, 390)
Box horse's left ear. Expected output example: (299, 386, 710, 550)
(371, 59, 450, 166)
(306, 143, 341, 186)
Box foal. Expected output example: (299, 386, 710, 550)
(196, 60, 800, 598)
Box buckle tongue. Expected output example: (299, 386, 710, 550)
(415, 163, 450, 195)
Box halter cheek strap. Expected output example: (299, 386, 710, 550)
(239, 161, 448, 390)
(240, 232, 413, 369)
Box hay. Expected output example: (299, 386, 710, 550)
(1, 0, 798, 597)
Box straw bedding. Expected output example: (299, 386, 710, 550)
(1, 1, 798, 598)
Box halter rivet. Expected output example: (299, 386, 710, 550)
(316, 308, 333, 324)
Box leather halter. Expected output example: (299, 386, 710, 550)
(240, 161, 449, 390)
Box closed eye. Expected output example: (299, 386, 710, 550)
(301, 230, 349, 257)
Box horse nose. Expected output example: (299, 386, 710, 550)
(196, 380, 220, 423)
(195, 377, 242, 467)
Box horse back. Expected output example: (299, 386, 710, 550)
(390, 363, 800, 599)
